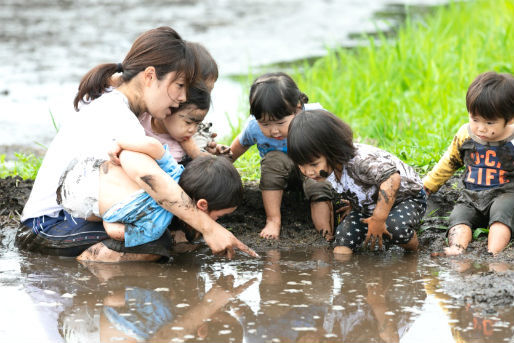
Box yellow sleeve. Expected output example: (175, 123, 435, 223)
(423, 124, 469, 193)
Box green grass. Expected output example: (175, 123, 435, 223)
(0, 153, 42, 180)
(228, 0, 514, 180)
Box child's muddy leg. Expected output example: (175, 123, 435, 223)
(333, 211, 365, 256)
(260, 189, 283, 240)
(487, 222, 511, 255)
(399, 231, 419, 251)
(310, 200, 333, 241)
(103, 221, 125, 241)
(445, 224, 472, 255)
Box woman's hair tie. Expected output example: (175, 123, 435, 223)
(116, 63, 123, 73)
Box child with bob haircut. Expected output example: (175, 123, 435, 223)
(424, 71, 514, 256)
(57, 136, 242, 259)
(230, 72, 335, 240)
(288, 109, 426, 255)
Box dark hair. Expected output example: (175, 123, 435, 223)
(74, 26, 197, 110)
(466, 71, 514, 122)
(181, 85, 211, 111)
(288, 109, 356, 169)
(187, 41, 218, 84)
(249, 72, 309, 120)
(178, 155, 243, 211)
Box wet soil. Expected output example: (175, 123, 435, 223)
(2, 175, 514, 312)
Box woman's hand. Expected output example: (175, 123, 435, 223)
(107, 139, 122, 165)
(202, 223, 259, 259)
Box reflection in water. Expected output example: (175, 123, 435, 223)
(4, 248, 514, 342)
(423, 259, 514, 343)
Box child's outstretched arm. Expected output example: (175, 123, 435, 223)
(423, 124, 467, 194)
(119, 149, 259, 259)
(229, 137, 249, 162)
(181, 132, 232, 160)
(361, 172, 400, 250)
(181, 138, 203, 159)
(108, 136, 165, 164)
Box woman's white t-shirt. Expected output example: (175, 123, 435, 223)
(21, 90, 145, 221)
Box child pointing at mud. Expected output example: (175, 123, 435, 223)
(424, 71, 514, 256)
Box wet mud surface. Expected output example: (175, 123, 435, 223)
(2, 175, 514, 328)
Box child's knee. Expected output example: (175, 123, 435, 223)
(334, 246, 353, 255)
(260, 151, 295, 190)
(302, 177, 333, 202)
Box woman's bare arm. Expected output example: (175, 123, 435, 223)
(119, 150, 258, 258)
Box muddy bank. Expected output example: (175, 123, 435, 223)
(2, 175, 513, 260)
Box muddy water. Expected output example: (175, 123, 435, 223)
(2, 222, 514, 343)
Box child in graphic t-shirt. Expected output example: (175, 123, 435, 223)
(424, 71, 514, 256)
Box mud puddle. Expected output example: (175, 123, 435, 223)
(2, 176, 514, 342)
(2, 238, 514, 342)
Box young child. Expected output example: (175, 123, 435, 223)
(57, 136, 242, 250)
(230, 72, 335, 240)
(287, 109, 426, 255)
(139, 42, 228, 163)
(173, 154, 243, 243)
(424, 71, 514, 256)
(139, 86, 212, 163)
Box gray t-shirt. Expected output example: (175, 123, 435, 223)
(327, 143, 422, 216)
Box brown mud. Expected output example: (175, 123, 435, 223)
(2, 175, 514, 312)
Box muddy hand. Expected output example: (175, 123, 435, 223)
(319, 227, 334, 241)
(335, 200, 352, 221)
(361, 216, 392, 250)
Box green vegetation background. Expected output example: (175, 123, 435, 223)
(2, 0, 513, 181)
(230, 0, 514, 180)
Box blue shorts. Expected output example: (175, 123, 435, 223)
(15, 210, 174, 257)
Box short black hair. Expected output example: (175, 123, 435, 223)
(178, 155, 243, 211)
(288, 109, 356, 169)
(466, 71, 514, 122)
(184, 85, 211, 110)
(249, 72, 308, 120)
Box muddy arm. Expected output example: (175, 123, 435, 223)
(111, 136, 166, 163)
(423, 124, 467, 193)
(119, 150, 258, 258)
(229, 137, 249, 162)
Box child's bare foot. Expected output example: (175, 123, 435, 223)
(259, 221, 281, 240)
(431, 245, 465, 257)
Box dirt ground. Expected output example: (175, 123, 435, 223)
(2, 175, 514, 261)
(2, 175, 514, 311)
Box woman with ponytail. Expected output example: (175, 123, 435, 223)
(17, 26, 256, 262)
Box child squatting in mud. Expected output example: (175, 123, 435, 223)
(230, 72, 335, 241)
(57, 136, 243, 261)
(424, 71, 514, 256)
(288, 109, 427, 255)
